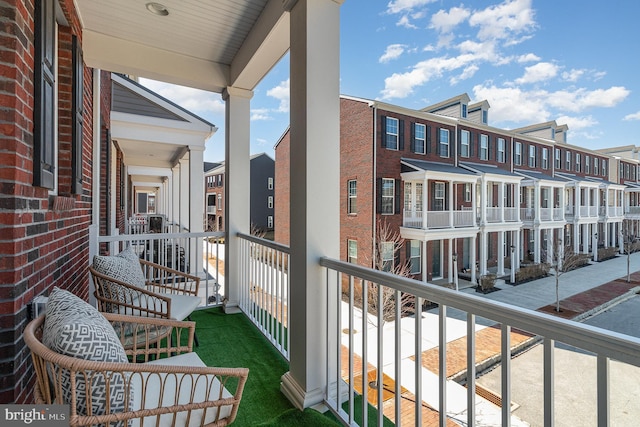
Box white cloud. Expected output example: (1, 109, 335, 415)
(517, 53, 540, 63)
(450, 64, 479, 85)
(139, 78, 225, 115)
(380, 44, 408, 63)
(562, 68, 585, 82)
(623, 111, 640, 121)
(556, 115, 598, 131)
(251, 108, 272, 121)
(514, 62, 559, 84)
(386, 0, 436, 15)
(430, 6, 471, 34)
(256, 138, 268, 146)
(396, 15, 417, 29)
(266, 79, 290, 113)
(547, 86, 630, 112)
(469, 0, 536, 43)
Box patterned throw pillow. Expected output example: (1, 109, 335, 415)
(43, 288, 129, 424)
(93, 246, 147, 312)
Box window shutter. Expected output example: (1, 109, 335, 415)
(394, 180, 401, 214)
(72, 35, 84, 194)
(398, 120, 405, 150)
(469, 133, 474, 157)
(487, 136, 492, 161)
(376, 178, 382, 213)
(410, 122, 415, 152)
(426, 125, 431, 154)
(33, 0, 56, 189)
(381, 115, 387, 148)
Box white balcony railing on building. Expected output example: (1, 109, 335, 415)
(521, 207, 534, 221)
(626, 206, 640, 215)
(320, 257, 640, 427)
(608, 206, 623, 217)
(553, 207, 564, 221)
(403, 210, 423, 228)
(485, 207, 501, 222)
(453, 210, 475, 227)
(565, 205, 575, 217)
(589, 206, 598, 217)
(600, 206, 606, 216)
(426, 211, 449, 228)
(96, 231, 225, 308)
(237, 233, 290, 360)
(539, 207, 552, 221)
(580, 206, 589, 217)
(504, 207, 518, 222)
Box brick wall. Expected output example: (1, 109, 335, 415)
(274, 131, 290, 245)
(0, 0, 107, 403)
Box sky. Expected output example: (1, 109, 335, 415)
(140, 0, 640, 164)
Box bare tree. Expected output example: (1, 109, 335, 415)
(550, 239, 588, 312)
(361, 218, 414, 323)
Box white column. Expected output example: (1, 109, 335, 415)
(575, 186, 581, 219)
(547, 230, 553, 264)
(179, 155, 190, 230)
(472, 179, 478, 225)
(560, 185, 566, 221)
(573, 224, 580, 254)
(534, 182, 541, 223)
(516, 182, 521, 222)
(281, 0, 343, 411)
(604, 221, 609, 248)
(448, 238, 453, 283)
(497, 231, 505, 275)
(479, 231, 487, 275)
(470, 235, 477, 284)
(582, 223, 589, 253)
(498, 182, 505, 222)
(619, 223, 624, 253)
(448, 180, 454, 227)
(171, 166, 180, 228)
(422, 177, 428, 229)
(422, 240, 428, 283)
(534, 227, 541, 263)
(188, 146, 205, 275)
(222, 86, 253, 312)
(480, 179, 487, 224)
(514, 229, 521, 270)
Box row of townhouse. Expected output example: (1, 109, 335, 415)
(275, 93, 640, 286)
(204, 153, 275, 233)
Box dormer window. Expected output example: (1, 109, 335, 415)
(482, 110, 488, 124)
(461, 104, 468, 118)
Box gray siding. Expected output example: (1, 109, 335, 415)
(112, 82, 187, 121)
(250, 154, 275, 230)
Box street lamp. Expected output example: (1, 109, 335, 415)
(510, 245, 516, 285)
(452, 253, 459, 291)
(593, 231, 598, 262)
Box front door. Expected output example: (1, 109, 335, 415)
(431, 240, 442, 279)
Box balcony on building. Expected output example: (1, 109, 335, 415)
(515, 170, 568, 224)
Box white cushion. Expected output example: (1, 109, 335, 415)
(93, 245, 147, 289)
(129, 353, 234, 427)
(43, 288, 129, 423)
(121, 292, 201, 321)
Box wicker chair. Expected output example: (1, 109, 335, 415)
(90, 258, 202, 322)
(25, 312, 249, 427)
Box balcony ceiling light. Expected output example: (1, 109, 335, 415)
(146, 2, 169, 16)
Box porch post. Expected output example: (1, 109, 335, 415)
(281, 0, 343, 410)
(222, 86, 253, 312)
(497, 231, 505, 276)
(479, 231, 487, 275)
(188, 146, 205, 275)
(470, 235, 477, 285)
(448, 238, 453, 284)
(179, 156, 189, 230)
(534, 227, 541, 263)
(604, 221, 609, 248)
(171, 165, 180, 228)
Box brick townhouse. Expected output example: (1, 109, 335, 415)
(275, 93, 634, 285)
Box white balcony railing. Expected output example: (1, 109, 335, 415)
(405, 210, 476, 229)
(626, 206, 640, 215)
(553, 207, 564, 221)
(403, 210, 423, 228)
(485, 207, 501, 223)
(237, 233, 290, 360)
(565, 205, 575, 217)
(589, 206, 598, 217)
(539, 207, 552, 221)
(521, 207, 534, 221)
(504, 207, 518, 222)
(608, 206, 623, 217)
(320, 257, 640, 427)
(580, 206, 589, 217)
(426, 211, 450, 228)
(453, 210, 475, 227)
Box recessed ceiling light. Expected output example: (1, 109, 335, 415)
(146, 2, 169, 16)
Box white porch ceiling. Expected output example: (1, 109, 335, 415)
(76, 0, 290, 92)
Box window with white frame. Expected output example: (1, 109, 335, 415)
(439, 128, 449, 157)
(381, 178, 395, 214)
(566, 150, 571, 170)
(497, 138, 506, 163)
(529, 145, 536, 167)
(480, 134, 488, 160)
(542, 147, 548, 169)
(460, 130, 470, 157)
(434, 182, 445, 211)
(218, 194, 222, 210)
(268, 196, 273, 209)
(464, 183, 471, 202)
(381, 241, 394, 272)
(348, 239, 357, 264)
(626, 163, 630, 179)
(267, 216, 273, 229)
(404, 182, 412, 211)
(414, 123, 426, 154)
(594, 158, 599, 175)
(416, 183, 423, 211)
(461, 104, 468, 118)
(409, 240, 421, 274)
(585, 155, 590, 174)
(575, 153, 581, 172)
(268, 177, 273, 189)
(555, 148, 561, 169)
(602, 160, 607, 177)
(385, 117, 399, 150)
(515, 141, 522, 165)
(482, 110, 488, 124)
(348, 180, 357, 214)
